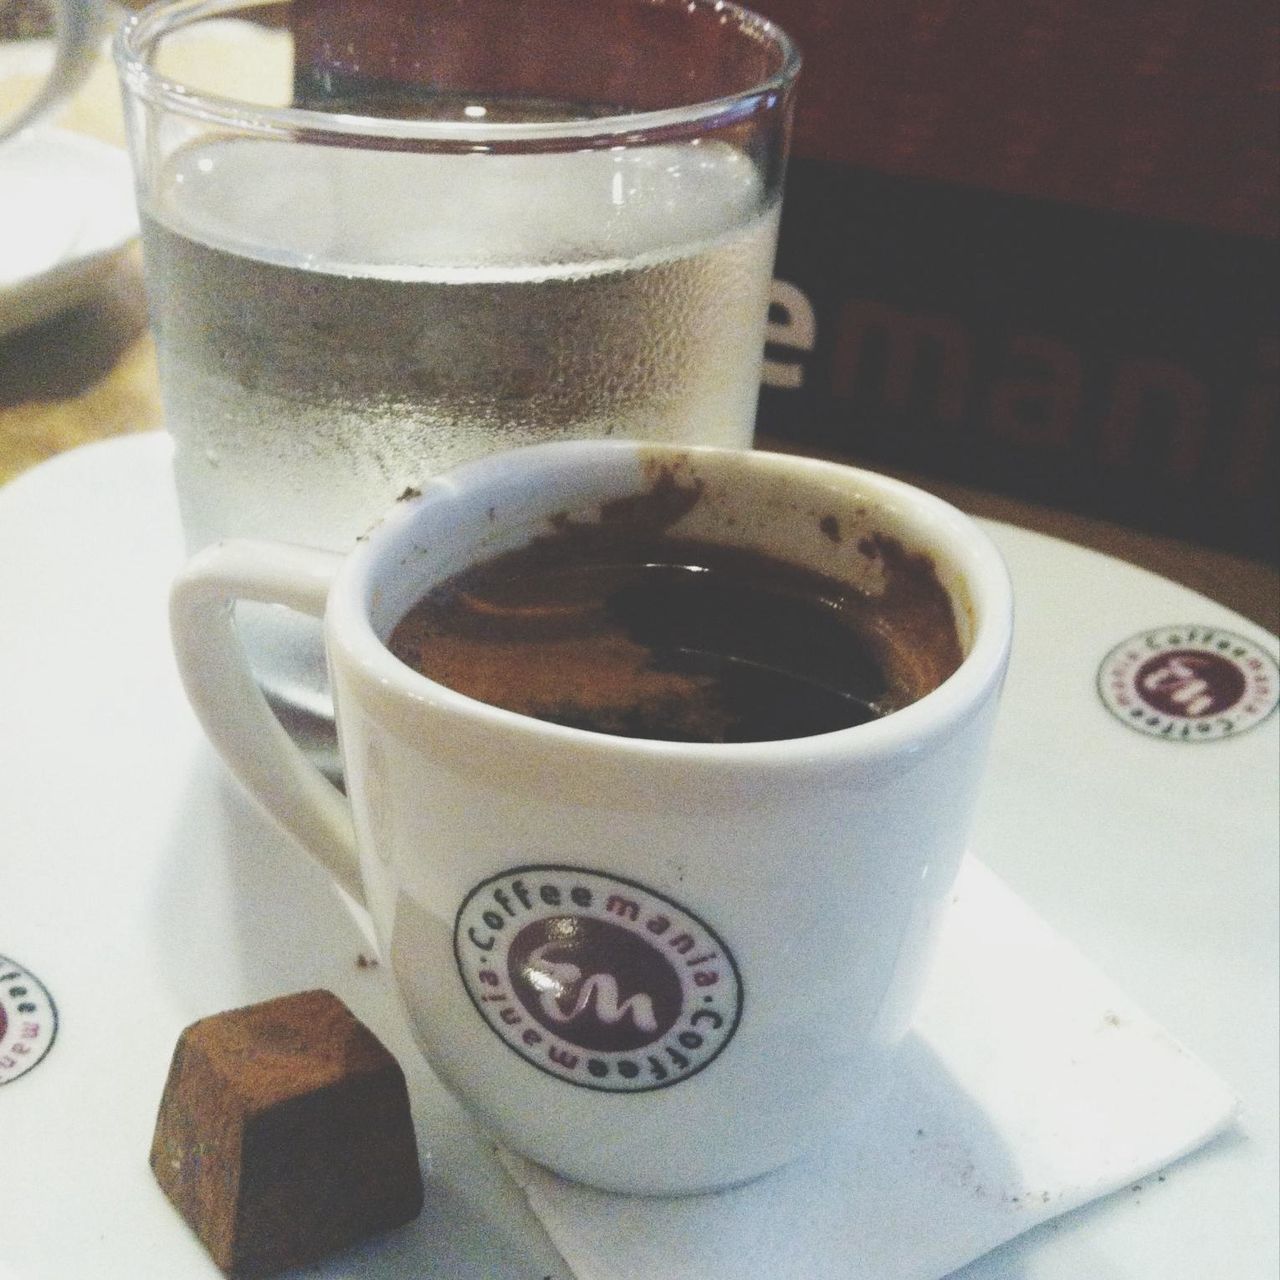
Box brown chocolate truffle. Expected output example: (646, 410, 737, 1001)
(150, 989, 424, 1277)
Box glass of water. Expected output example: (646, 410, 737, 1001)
(115, 0, 799, 770)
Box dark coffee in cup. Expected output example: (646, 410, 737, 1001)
(387, 504, 962, 744)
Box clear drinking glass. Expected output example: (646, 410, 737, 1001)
(114, 0, 799, 769)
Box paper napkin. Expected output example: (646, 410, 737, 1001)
(498, 857, 1238, 1280)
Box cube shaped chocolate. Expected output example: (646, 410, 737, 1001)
(151, 990, 424, 1277)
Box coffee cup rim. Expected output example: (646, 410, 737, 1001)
(327, 441, 1013, 765)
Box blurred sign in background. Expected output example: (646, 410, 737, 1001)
(753, 0, 1278, 564)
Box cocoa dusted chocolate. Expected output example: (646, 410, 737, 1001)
(150, 989, 423, 1277)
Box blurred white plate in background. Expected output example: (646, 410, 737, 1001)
(0, 124, 137, 337)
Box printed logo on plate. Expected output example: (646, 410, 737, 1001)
(454, 866, 742, 1092)
(0, 955, 58, 1085)
(1098, 626, 1279, 741)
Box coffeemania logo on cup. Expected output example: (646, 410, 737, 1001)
(453, 866, 743, 1093)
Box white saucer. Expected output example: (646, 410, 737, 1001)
(0, 125, 137, 337)
(0, 435, 1275, 1279)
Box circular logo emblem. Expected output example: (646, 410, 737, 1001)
(1098, 626, 1279, 741)
(0, 955, 58, 1085)
(454, 866, 742, 1092)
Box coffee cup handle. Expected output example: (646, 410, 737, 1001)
(0, 0, 109, 142)
(169, 540, 363, 905)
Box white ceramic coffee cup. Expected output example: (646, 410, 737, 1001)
(170, 441, 1013, 1195)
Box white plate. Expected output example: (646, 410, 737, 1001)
(0, 125, 137, 337)
(0, 434, 1275, 1280)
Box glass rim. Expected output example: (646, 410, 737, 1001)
(114, 0, 801, 147)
